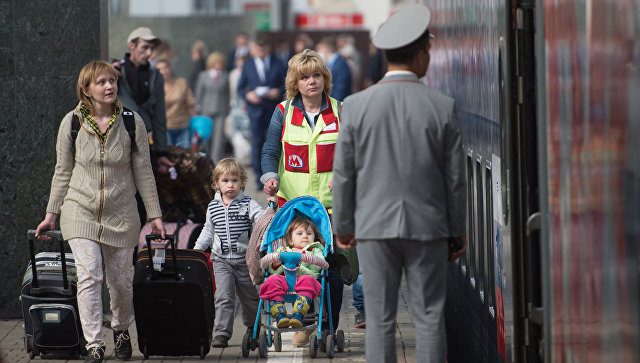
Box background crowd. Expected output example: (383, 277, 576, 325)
(147, 30, 386, 173)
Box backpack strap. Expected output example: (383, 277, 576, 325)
(71, 113, 80, 155)
(122, 107, 137, 152)
(70, 107, 137, 154)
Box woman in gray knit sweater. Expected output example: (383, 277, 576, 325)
(36, 61, 166, 363)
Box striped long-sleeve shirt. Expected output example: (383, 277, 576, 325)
(193, 191, 266, 259)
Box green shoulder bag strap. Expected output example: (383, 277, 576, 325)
(331, 99, 359, 285)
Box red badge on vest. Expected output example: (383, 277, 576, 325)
(284, 142, 309, 173)
(288, 154, 304, 168)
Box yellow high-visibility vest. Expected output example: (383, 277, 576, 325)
(278, 96, 342, 207)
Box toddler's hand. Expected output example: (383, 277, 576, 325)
(266, 195, 278, 207)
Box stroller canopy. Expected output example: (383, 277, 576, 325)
(261, 196, 333, 253)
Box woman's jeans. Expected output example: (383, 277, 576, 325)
(352, 272, 364, 312)
(167, 127, 190, 149)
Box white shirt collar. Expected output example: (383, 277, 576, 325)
(384, 70, 417, 77)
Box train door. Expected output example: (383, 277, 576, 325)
(510, 0, 544, 362)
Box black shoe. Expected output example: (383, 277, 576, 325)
(354, 311, 366, 328)
(212, 335, 229, 348)
(113, 329, 132, 360)
(84, 346, 105, 363)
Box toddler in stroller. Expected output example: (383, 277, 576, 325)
(260, 215, 327, 328)
(243, 196, 344, 358)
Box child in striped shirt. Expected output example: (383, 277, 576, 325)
(193, 158, 267, 348)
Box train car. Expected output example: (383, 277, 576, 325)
(417, 0, 640, 362)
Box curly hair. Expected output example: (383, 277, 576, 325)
(212, 158, 247, 192)
(285, 49, 332, 99)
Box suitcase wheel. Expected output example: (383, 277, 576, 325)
(25, 335, 37, 359)
(199, 345, 206, 359)
(143, 345, 149, 359)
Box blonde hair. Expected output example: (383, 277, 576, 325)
(212, 158, 247, 192)
(284, 216, 325, 248)
(206, 51, 227, 70)
(154, 57, 171, 68)
(285, 49, 332, 99)
(76, 61, 119, 113)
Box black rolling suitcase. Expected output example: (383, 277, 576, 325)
(133, 234, 214, 359)
(20, 230, 86, 359)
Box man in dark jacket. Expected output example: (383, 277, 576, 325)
(316, 36, 352, 101)
(237, 34, 286, 189)
(115, 27, 173, 175)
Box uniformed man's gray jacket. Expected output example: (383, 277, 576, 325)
(332, 72, 466, 241)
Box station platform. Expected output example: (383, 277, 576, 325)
(0, 282, 417, 362)
(0, 170, 417, 362)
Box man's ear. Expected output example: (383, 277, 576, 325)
(128, 41, 136, 52)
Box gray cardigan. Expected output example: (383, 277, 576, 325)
(194, 70, 230, 118)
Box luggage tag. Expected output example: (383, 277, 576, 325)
(153, 249, 166, 272)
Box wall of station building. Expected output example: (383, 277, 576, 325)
(0, 0, 106, 318)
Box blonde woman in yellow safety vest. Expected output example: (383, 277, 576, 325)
(259, 48, 344, 347)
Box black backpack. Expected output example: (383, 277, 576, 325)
(71, 107, 137, 154)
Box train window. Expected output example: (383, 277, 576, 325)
(475, 159, 485, 301)
(466, 154, 475, 282)
(485, 164, 495, 311)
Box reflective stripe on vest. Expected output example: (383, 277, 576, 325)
(278, 96, 341, 207)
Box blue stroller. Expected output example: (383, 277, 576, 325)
(242, 196, 345, 358)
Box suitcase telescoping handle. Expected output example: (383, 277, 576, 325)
(26, 230, 71, 295)
(145, 234, 179, 280)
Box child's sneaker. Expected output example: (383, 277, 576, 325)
(269, 301, 290, 328)
(289, 295, 311, 328)
(212, 335, 229, 348)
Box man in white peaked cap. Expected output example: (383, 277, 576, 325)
(332, 4, 467, 362)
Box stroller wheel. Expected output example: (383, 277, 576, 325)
(336, 330, 345, 352)
(308, 334, 319, 358)
(258, 331, 268, 358)
(325, 334, 335, 359)
(241, 333, 250, 358)
(274, 332, 282, 352)
(319, 329, 329, 352)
